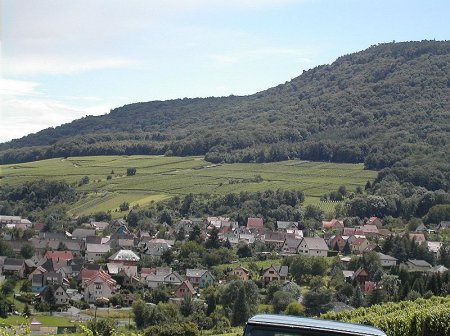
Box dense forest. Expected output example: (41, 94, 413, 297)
(1, 41, 449, 190)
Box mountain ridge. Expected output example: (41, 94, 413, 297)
(1, 40, 449, 190)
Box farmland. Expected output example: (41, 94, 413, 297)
(0, 155, 376, 217)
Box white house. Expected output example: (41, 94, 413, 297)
(297, 237, 329, 257)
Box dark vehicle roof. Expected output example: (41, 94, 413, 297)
(246, 315, 386, 336)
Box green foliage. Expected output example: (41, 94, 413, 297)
(20, 243, 35, 259)
(143, 322, 199, 336)
(271, 291, 296, 313)
(322, 296, 450, 336)
(2, 41, 449, 195)
(284, 302, 305, 316)
(87, 319, 117, 336)
(219, 280, 259, 326)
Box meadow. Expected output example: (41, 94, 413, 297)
(0, 155, 376, 217)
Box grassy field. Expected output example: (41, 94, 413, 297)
(0, 155, 376, 217)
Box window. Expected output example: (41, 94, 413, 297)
(96, 284, 102, 289)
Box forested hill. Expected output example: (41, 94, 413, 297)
(1, 41, 449, 190)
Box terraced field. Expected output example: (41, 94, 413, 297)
(0, 155, 376, 217)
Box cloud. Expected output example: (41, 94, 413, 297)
(0, 96, 111, 143)
(4, 56, 137, 76)
(0, 79, 41, 96)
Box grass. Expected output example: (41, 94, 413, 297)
(33, 315, 75, 326)
(0, 155, 376, 216)
(0, 315, 75, 327)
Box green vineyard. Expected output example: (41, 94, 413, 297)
(322, 296, 450, 336)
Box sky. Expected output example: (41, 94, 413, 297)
(1, 0, 449, 143)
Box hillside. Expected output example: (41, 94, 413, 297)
(1, 41, 449, 190)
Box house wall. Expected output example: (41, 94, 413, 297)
(84, 282, 114, 303)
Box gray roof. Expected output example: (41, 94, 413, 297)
(186, 269, 208, 278)
(302, 237, 329, 251)
(247, 315, 386, 336)
(109, 249, 140, 262)
(408, 259, 432, 268)
(277, 221, 298, 230)
(377, 253, 397, 261)
(86, 244, 110, 253)
(283, 238, 302, 249)
(71, 228, 96, 238)
(266, 265, 289, 277)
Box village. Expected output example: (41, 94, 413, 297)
(0, 212, 449, 334)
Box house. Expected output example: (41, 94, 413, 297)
(2, 258, 26, 277)
(85, 244, 110, 262)
(43, 251, 74, 262)
(232, 266, 250, 281)
(262, 265, 289, 285)
(351, 237, 370, 255)
(276, 221, 302, 238)
(408, 233, 426, 245)
(297, 237, 329, 257)
(247, 217, 264, 233)
(377, 253, 398, 267)
(281, 238, 302, 255)
(29, 265, 47, 281)
(404, 259, 432, 272)
(360, 225, 379, 237)
(71, 228, 96, 240)
(322, 219, 344, 231)
(83, 270, 117, 303)
(90, 221, 109, 232)
(110, 233, 137, 249)
(186, 269, 215, 288)
(427, 241, 443, 259)
(431, 265, 448, 273)
(415, 223, 427, 232)
(106, 263, 138, 278)
(108, 249, 140, 266)
(352, 268, 369, 287)
(264, 232, 289, 250)
(141, 239, 173, 258)
(343, 227, 364, 236)
(40, 285, 70, 306)
(366, 217, 383, 228)
(174, 280, 197, 298)
(32, 271, 66, 292)
(328, 235, 347, 252)
(143, 268, 184, 289)
(437, 221, 450, 231)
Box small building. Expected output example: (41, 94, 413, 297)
(366, 217, 383, 228)
(351, 237, 370, 255)
(247, 217, 264, 233)
(281, 238, 302, 255)
(83, 270, 117, 303)
(404, 259, 432, 273)
(186, 269, 215, 289)
(408, 233, 426, 245)
(2, 258, 26, 278)
(232, 266, 250, 281)
(108, 249, 140, 266)
(262, 265, 289, 285)
(427, 241, 443, 260)
(297, 237, 329, 257)
(377, 253, 398, 268)
(85, 244, 110, 262)
(174, 280, 197, 298)
(322, 219, 344, 231)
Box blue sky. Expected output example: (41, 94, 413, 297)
(1, 0, 449, 142)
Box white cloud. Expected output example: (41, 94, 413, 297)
(0, 78, 41, 96)
(0, 96, 111, 143)
(4, 56, 137, 76)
